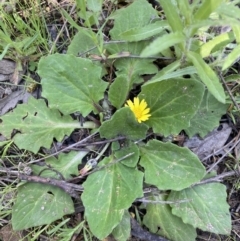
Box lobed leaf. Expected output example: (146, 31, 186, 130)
(143, 194, 197, 241)
(38, 54, 108, 116)
(140, 140, 205, 191)
(0, 97, 81, 153)
(139, 78, 204, 136)
(82, 157, 143, 239)
(12, 183, 74, 230)
(168, 183, 231, 234)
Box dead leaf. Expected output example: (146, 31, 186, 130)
(0, 224, 26, 241)
(0, 89, 31, 115)
(184, 123, 232, 160)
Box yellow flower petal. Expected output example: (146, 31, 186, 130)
(125, 97, 151, 123)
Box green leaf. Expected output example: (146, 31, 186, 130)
(139, 78, 204, 136)
(185, 90, 227, 137)
(99, 107, 148, 140)
(110, 0, 158, 40)
(67, 28, 100, 56)
(158, 0, 183, 32)
(194, 0, 224, 21)
(143, 194, 197, 241)
(0, 97, 81, 154)
(120, 21, 168, 42)
(82, 157, 143, 239)
(147, 66, 197, 84)
(199, 32, 234, 58)
(106, 42, 158, 86)
(176, 0, 192, 26)
(112, 210, 131, 241)
(222, 44, 240, 71)
(112, 140, 139, 167)
(38, 54, 108, 116)
(141, 32, 186, 57)
(140, 140, 205, 191)
(187, 51, 226, 103)
(168, 183, 231, 234)
(216, 2, 240, 19)
(31, 151, 89, 179)
(12, 183, 74, 230)
(109, 75, 129, 109)
(87, 0, 103, 12)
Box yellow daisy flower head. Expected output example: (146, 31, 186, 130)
(125, 97, 151, 123)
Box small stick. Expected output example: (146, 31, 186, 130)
(18, 173, 83, 199)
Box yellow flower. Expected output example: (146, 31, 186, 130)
(125, 97, 151, 123)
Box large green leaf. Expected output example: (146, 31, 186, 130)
(112, 210, 131, 241)
(31, 151, 89, 179)
(140, 140, 205, 190)
(119, 21, 168, 42)
(143, 194, 197, 241)
(168, 183, 231, 234)
(141, 32, 186, 57)
(12, 183, 74, 230)
(0, 97, 81, 153)
(99, 107, 148, 140)
(110, 0, 157, 40)
(38, 54, 108, 116)
(185, 90, 227, 137)
(82, 157, 143, 239)
(139, 78, 204, 136)
(187, 51, 226, 103)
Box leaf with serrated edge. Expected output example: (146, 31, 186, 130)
(99, 107, 148, 140)
(38, 54, 108, 116)
(143, 194, 197, 241)
(0, 97, 81, 153)
(31, 151, 89, 179)
(185, 90, 227, 137)
(112, 210, 131, 241)
(110, 0, 158, 40)
(187, 51, 225, 103)
(139, 78, 204, 136)
(82, 157, 143, 239)
(168, 183, 231, 234)
(140, 140, 205, 190)
(12, 183, 74, 230)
